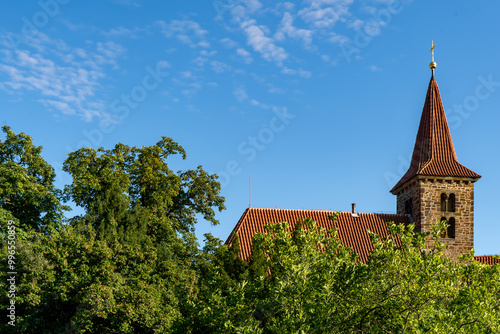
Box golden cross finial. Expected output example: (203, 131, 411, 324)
(430, 40, 436, 62)
(429, 40, 437, 71)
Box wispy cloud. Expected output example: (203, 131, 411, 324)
(0, 33, 126, 122)
(236, 47, 253, 64)
(210, 60, 231, 73)
(281, 66, 312, 78)
(220, 37, 238, 48)
(102, 26, 148, 38)
(298, 0, 353, 28)
(275, 12, 314, 47)
(171, 71, 204, 99)
(242, 0, 263, 13)
(241, 19, 288, 65)
(233, 87, 248, 102)
(156, 20, 210, 48)
(367, 65, 382, 72)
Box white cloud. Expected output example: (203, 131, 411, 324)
(281, 66, 312, 78)
(233, 87, 248, 102)
(40, 100, 75, 115)
(95, 42, 127, 69)
(298, 69, 312, 78)
(171, 72, 204, 99)
(102, 26, 147, 38)
(327, 32, 350, 44)
(249, 98, 271, 109)
(220, 37, 238, 48)
(367, 65, 382, 72)
(210, 61, 231, 73)
(281, 66, 296, 75)
(200, 50, 217, 57)
(236, 48, 253, 64)
(347, 18, 365, 29)
(156, 20, 209, 48)
(299, 0, 353, 28)
(230, 0, 263, 23)
(192, 57, 208, 67)
(276, 2, 296, 12)
(243, 0, 263, 13)
(321, 54, 339, 65)
(267, 84, 285, 94)
(0, 34, 125, 121)
(275, 12, 313, 47)
(241, 19, 288, 65)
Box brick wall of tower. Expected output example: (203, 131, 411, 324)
(420, 178, 475, 259)
(396, 177, 476, 260)
(396, 180, 421, 232)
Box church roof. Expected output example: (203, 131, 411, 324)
(474, 255, 500, 265)
(225, 207, 411, 263)
(391, 74, 481, 193)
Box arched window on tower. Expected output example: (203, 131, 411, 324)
(441, 193, 447, 212)
(448, 193, 456, 212)
(447, 217, 456, 238)
(404, 199, 413, 215)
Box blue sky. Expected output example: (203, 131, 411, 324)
(1, 0, 500, 255)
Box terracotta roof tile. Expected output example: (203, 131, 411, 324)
(391, 76, 480, 193)
(225, 207, 411, 263)
(474, 255, 500, 265)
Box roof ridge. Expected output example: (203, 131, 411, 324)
(247, 207, 409, 217)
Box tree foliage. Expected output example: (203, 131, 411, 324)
(0, 130, 225, 333)
(1, 128, 499, 333)
(188, 219, 500, 333)
(62, 137, 225, 242)
(0, 126, 66, 230)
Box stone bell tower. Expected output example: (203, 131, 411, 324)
(390, 44, 481, 258)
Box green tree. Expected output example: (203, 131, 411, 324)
(175, 233, 253, 333)
(0, 126, 66, 230)
(2, 224, 198, 333)
(191, 218, 500, 333)
(0, 132, 226, 333)
(350, 221, 500, 333)
(63, 137, 225, 243)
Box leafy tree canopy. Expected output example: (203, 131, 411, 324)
(0, 126, 67, 230)
(2, 128, 500, 333)
(187, 219, 500, 333)
(62, 137, 225, 244)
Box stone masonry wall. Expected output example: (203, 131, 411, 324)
(396, 180, 421, 231)
(396, 177, 476, 260)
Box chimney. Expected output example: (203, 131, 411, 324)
(351, 203, 359, 218)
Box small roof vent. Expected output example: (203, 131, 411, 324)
(351, 203, 359, 218)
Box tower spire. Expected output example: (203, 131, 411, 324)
(391, 59, 480, 194)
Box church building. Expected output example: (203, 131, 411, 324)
(226, 51, 498, 265)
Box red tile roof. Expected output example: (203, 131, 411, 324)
(225, 207, 411, 263)
(474, 255, 500, 265)
(391, 75, 481, 193)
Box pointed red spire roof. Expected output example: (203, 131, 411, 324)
(391, 74, 481, 193)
